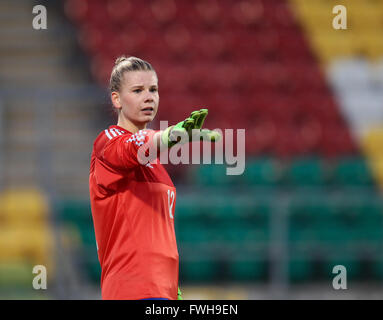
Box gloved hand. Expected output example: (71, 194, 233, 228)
(177, 287, 183, 300)
(161, 109, 221, 148)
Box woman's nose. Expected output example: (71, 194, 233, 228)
(144, 90, 154, 102)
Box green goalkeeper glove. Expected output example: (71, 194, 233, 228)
(161, 109, 221, 148)
(177, 287, 183, 300)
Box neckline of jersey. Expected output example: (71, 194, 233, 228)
(109, 125, 132, 134)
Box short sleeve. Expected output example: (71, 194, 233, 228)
(101, 129, 159, 171)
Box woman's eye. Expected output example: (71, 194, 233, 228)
(133, 89, 142, 93)
(150, 88, 158, 92)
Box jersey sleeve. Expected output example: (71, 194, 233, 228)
(101, 129, 159, 171)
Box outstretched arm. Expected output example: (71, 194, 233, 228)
(152, 108, 221, 150)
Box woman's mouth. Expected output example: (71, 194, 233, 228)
(142, 107, 154, 114)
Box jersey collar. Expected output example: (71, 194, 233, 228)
(109, 125, 131, 134)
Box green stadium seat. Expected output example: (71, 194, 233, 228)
(180, 255, 218, 283)
(83, 250, 101, 284)
(175, 197, 198, 222)
(243, 158, 281, 186)
(332, 158, 375, 186)
(372, 256, 383, 281)
(56, 199, 92, 224)
(286, 158, 326, 186)
(288, 252, 314, 283)
(323, 253, 362, 281)
(191, 164, 240, 187)
(218, 222, 269, 246)
(176, 223, 218, 245)
(177, 195, 238, 226)
(288, 197, 333, 243)
(235, 199, 271, 226)
(318, 225, 355, 244)
(197, 199, 231, 224)
(80, 225, 97, 247)
(228, 252, 267, 282)
(327, 198, 383, 244)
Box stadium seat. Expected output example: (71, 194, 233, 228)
(243, 157, 282, 186)
(372, 256, 383, 281)
(245, 118, 277, 155)
(79, 225, 97, 247)
(288, 197, 333, 243)
(219, 221, 269, 247)
(0, 188, 49, 225)
(150, 0, 177, 28)
(228, 252, 267, 282)
(0, 229, 25, 262)
(174, 196, 199, 222)
(320, 126, 358, 157)
(180, 254, 219, 283)
(288, 251, 315, 282)
(64, 0, 90, 25)
(57, 199, 92, 224)
(230, 0, 266, 30)
(81, 248, 101, 284)
(191, 164, 240, 187)
(106, 0, 134, 24)
(323, 253, 363, 281)
(0, 262, 34, 288)
(285, 157, 327, 186)
(331, 158, 375, 186)
(163, 25, 194, 61)
(176, 223, 218, 245)
(235, 198, 271, 227)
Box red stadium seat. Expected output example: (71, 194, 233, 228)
(64, 0, 90, 25)
(248, 62, 289, 92)
(295, 118, 323, 155)
(263, 1, 300, 30)
(163, 25, 194, 61)
(246, 118, 277, 155)
(151, 0, 178, 28)
(83, 0, 110, 29)
(208, 94, 242, 119)
(194, 0, 224, 29)
(106, 0, 133, 25)
(186, 64, 218, 94)
(194, 32, 231, 61)
(320, 125, 358, 157)
(77, 24, 104, 56)
(287, 62, 328, 94)
(298, 94, 342, 124)
(278, 30, 314, 62)
(231, 0, 266, 29)
(158, 64, 191, 94)
(211, 62, 251, 93)
(272, 125, 301, 158)
(89, 53, 114, 88)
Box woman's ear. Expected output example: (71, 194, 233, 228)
(111, 92, 122, 111)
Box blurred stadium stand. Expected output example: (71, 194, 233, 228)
(0, 0, 383, 299)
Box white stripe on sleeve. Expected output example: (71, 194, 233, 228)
(114, 129, 123, 135)
(105, 129, 113, 140)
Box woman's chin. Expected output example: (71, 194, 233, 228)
(136, 115, 154, 125)
(142, 115, 154, 122)
(142, 113, 156, 121)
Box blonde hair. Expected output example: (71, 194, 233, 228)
(109, 56, 155, 92)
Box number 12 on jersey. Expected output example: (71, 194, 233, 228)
(167, 189, 175, 219)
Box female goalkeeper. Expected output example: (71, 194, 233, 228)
(89, 56, 220, 300)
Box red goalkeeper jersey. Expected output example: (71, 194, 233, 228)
(89, 125, 179, 300)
